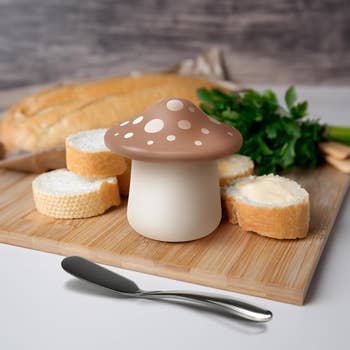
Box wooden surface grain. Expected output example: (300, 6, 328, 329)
(0, 164, 348, 305)
(0, 0, 349, 89)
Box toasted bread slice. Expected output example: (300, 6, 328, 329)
(218, 154, 254, 186)
(66, 129, 126, 178)
(32, 169, 120, 219)
(223, 175, 309, 239)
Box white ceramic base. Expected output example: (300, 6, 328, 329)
(127, 160, 222, 242)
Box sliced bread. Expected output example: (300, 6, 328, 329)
(32, 169, 120, 219)
(66, 129, 127, 178)
(223, 174, 309, 239)
(218, 154, 254, 186)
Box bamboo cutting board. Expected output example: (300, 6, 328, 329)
(0, 165, 348, 305)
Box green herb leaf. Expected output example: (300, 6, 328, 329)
(222, 110, 240, 120)
(291, 101, 308, 119)
(197, 86, 327, 175)
(265, 122, 278, 139)
(197, 88, 215, 105)
(285, 86, 297, 109)
(279, 139, 297, 168)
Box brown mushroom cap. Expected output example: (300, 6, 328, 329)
(104, 98, 242, 162)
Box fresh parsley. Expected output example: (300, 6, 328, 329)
(197, 86, 350, 174)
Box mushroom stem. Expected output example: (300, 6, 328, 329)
(127, 160, 222, 242)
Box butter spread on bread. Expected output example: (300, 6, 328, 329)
(234, 176, 295, 204)
(223, 175, 309, 239)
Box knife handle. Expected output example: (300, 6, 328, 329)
(141, 290, 272, 322)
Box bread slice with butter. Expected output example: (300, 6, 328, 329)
(218, 154, 254, 186)
(223, 174, 309, 239)
(66, 128, 127, 178)
(32, 169, 120, 219)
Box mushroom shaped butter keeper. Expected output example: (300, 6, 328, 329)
(105, 98, 242, 242)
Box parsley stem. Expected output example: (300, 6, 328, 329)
(326, 125, 350, 145)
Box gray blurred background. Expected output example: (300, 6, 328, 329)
(0, 0, 349, 90)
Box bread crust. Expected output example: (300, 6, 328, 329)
(66, 142, 127, 178)
(222, 195, 238, 224)
(33, 178, 121, 219)
(1, 74, 217, 151)
(219, 167, 254, 186)
(225, 195, 309, 239)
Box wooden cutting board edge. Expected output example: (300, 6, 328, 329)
(0, 228, 305, 305)
(1, 171, 348, 307)
(300, 178, 350, 303)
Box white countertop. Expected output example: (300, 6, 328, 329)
(1, 86, 349, 350)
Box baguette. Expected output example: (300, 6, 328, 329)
(8, 74, 212, 117)
(32, 169, 120, 219)
(218, 154, 254, 186)
(66, 129, 126, 178)
(223, 175, 309, 239)
(1, 74, 217, 151)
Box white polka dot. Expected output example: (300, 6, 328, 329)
(166, 99, 184, 111)
(194, 140, 202, 146)
(178, 120, 191, 130)
(166, 135, 176, 141)
(208, 117, 221, 125)
(144, 119, 164, 133)
(114, 132, 119, 136)
(188, 107, 195, 113)
(227, 131, 233, 136)
(124, 132, 134, 139)
(147, 140, 154, 145)
(133, 116, 144, 124)
(120, 121, 129, 126)
(201, 128, 210, 134)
